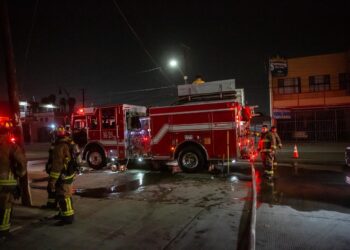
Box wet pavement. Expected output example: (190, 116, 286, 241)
(254, 166, 350, 250)
(3, 168, 250, 250)
(256, 166, 350, 212)
(3, 156, 350, 249)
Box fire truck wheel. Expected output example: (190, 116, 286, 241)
(86, 147, 107, 170)
(178, 146, 205, 173)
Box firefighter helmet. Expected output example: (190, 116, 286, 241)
(56, 126, 66, 137)
(0, 121, 12, 135)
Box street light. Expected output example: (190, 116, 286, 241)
(169, 59, 178, 68)
(168, 59, 188, 84)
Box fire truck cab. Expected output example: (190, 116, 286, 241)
(71, 104, 150, 169)
(149, 79, 254, 172)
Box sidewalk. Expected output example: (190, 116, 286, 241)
(275, 142, 347, 166)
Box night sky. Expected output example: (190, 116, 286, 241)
(0, 0, 349, 114)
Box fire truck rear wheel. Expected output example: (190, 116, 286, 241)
(86, 147, 107, 170)
(178, 146, 205, 173)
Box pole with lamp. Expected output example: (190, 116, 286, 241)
(169, 59, 188, 84)
(0, 0, 32, 206)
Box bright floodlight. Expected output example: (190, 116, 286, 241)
(169, 59, 178, 68)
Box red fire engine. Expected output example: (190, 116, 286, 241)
(71, 80, 255, 171)
(149, 80, 254, 172)
(71, 104, 150, 169)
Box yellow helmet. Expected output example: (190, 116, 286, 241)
(56, 126, 66, 137)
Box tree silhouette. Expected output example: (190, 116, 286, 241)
(59, 97, 67, 112)
(67, 97, 76, 114)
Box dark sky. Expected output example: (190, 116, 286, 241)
(0, 0, 349, 114)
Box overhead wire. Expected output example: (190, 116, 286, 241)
(111, 0, 173, 86)
(20, 0, 40, 95)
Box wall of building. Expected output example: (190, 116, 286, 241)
(271, 51, 350, 142)
(272, 51, 350, 109)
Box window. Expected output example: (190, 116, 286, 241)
(101, 108, 116, 129)
(277, 78, 301, 94)
(87, 115, 99, 130)
(339, 73, 350, 90)
(309, 75, 330, 92)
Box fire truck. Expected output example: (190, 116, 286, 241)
(71, 104, 150, 169)
(71, 79, 255, 171)
(149, 79, 254, 172)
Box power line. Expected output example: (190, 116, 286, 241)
(111, 0, 172, 86)
(20, 0, 40, 95)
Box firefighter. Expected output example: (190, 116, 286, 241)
(47, 126, 80, 225)
(0, 123, 27, 239)
(192, 75, 205, 85)
(42, 141, 58, 209)
(270, 126, 282, 169)
(257, 125, 276, 178)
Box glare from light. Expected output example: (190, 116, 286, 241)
(111, 158, 115, 162)
(43, 104, 55, 109)
(169, 59, 178, 68)
(137, 157, 143, 162)
(230, 176, 238, 182)
(232, 159, 236, 163)
(50, 124, 56, 129)
(137, 172, 144, 186)
(19, 101, 28, 106)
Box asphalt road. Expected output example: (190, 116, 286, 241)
(1, 153, 350, 249)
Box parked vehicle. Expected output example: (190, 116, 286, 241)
(71, 105, 150, 169)
(71, 80, 255, 171)
(346, 147, 350, 167)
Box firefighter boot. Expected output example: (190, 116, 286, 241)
(54, 215, 74, 226)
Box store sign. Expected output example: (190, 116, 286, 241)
(270, 58, 288, 77)
(273, 109, 291, 119)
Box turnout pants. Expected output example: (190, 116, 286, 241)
(46, 182, 59, 208)
(0, 191, 13, 236)
(260, 152, 274, 173)
(56, 183, 74, 223)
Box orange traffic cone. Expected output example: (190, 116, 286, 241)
(293, 144, 299, 159)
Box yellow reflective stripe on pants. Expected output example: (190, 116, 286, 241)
(0, 180, 17, 185)
(61, 198, 74, 217)
(0, 208, 11, 231)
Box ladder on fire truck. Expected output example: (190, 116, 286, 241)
(174, 79, 245, 105)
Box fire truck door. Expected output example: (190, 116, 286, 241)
(100, 107, 117, 142)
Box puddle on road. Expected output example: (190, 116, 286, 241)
(74, 172, 169, 198)
(256, 167, 350, 212)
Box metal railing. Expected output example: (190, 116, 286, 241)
(277, 108, 350, 142)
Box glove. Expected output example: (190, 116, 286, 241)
(48, 182, 56, 193)
(45, 163, 51, 174)
(13, 186, 21, 200)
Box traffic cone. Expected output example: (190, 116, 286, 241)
(293, 144, 299, 159)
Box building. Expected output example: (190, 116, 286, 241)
(270, 51, 350, 142)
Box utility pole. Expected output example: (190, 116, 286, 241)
(0, 0, 32, 206)
(82, 88, 85, 108)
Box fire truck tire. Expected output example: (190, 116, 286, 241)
(86, 146, 107, 170)
(178, 146, 205, 173)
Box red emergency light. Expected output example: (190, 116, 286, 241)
(77, 108, 84, 114)
(10, 136, 16, 143)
